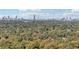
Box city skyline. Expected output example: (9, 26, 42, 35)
(0, 9, 79, 19)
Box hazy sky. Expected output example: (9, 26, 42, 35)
(0, 9, 79, 19)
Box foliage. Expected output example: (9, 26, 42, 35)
(0, 20, 79, 49)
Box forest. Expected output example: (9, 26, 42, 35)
(0, 19, 79, 49)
